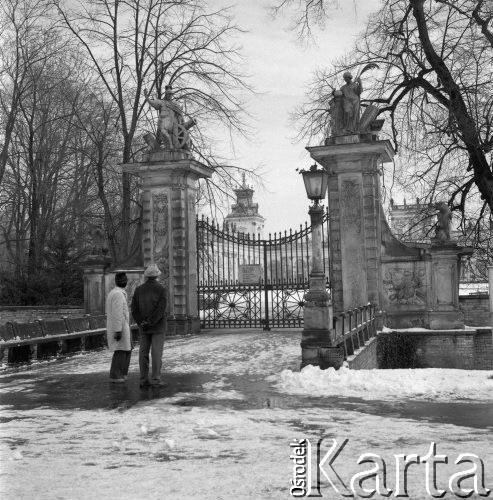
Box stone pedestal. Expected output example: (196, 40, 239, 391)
(122, 155, 214, 335)
(307, 140, 394, 315)
(428, 243, 467, 329)
(83, 257, 112, 315)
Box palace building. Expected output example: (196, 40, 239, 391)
(223, 174, 265, 239)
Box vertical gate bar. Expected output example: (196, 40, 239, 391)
(258, 238, 261, 327)
(263, 240, 270, 331)
(284, 229, 288, 289)
(232, 230, 236, 284)
(289, 228, 294, 284)
(249, 236, 253, 328)
(285, 230, 290, 327)
(305, 221, 310, 277)
(238, 229, 245, 272)
(215, 224, 218, 327)
(253, 234, 256, 264)
(212, 224, 215, 289)
(295, 228, 300, 287)
(289, 229, 294, 328)
(224, 224, 228, 285)
(271, 233, 275, 328)
(247, 234, 250, 265)
(271, 232, 276, 326)
(299, 224, 305, 286)
(215, 220, 220, 328)
(221, 222, 225, 285)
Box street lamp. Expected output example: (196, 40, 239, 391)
(300, 163, 329, 204)
(299, 163, 337, 369)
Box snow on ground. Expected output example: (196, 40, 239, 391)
(275, 365, 493, 401)
(0, 330, 492, 500)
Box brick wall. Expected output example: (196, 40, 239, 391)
(411, 331, 476, 369)
(459, 294, 490, 327)
(379, 328, 493, 370)
(474, 328, 493, 370)
(0, 306, 85, 326)
(348, 337, 378, 370)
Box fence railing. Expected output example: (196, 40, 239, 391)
(333, 304, 377, 359)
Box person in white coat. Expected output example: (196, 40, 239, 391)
(106, 272, 132, 382)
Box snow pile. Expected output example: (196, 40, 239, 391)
(275, 365, 493, 401)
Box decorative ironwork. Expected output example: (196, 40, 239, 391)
(197, 210, 330, 329)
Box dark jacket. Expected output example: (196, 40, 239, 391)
(131, 278, 167, 334)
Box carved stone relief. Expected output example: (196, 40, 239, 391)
(383, 266, 426, 305)
(340, 179, 362, 234)
(152, 191, 170, 287)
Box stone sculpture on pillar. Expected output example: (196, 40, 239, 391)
(143, 85, 197, 156)
(340, 71, 362, 134)
(87, 224, 108, 257)
(328, 63, 381, 141)
(433, 201, 452, 242)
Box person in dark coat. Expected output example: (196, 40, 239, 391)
(131, 264, 167, 387)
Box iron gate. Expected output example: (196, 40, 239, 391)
(197, 210, 329, 329)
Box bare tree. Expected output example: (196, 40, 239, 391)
(0, 0, 59, 187)
(54, 0, 252, 258)
(279, 0, 493, 217)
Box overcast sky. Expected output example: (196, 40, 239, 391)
(207, 0, 381, 234)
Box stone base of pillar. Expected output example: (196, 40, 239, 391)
(301, 328, 332, 346)
(83, 257, 112, 315)
(167, 316, 200, 336)
(429, 310, 465, 330)
(301, 345, 344, 370)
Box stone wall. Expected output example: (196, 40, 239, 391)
(0, 306, 85, 326)
(459, 294, 490, 327)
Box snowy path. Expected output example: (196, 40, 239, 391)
(0, 330, 492, 499)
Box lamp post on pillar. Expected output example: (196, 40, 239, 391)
(299, 164, 339, 369)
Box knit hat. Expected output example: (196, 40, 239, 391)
(144, 264, 161, 278)
(115, 272, 128, 287)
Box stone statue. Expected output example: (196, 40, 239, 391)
(433, 202, 452, 241)
(88, 224, 108, 256)
(144, 85, 196, 152)
(340, 71, 362, 134)
(328, 63, 380, 138)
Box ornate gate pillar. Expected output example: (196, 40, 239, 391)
(122, 157, 213, 334)
(307, 140, 394, 315)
